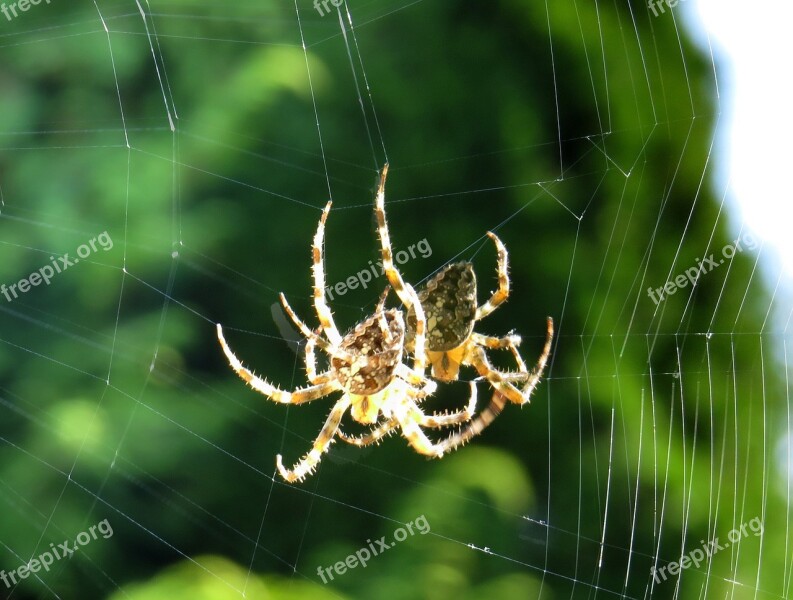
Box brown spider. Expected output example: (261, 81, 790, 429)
(217, 201, 474, 483)
(407, 233, 553, 395)
(338, 164, 553, 452)
(405, 236, 553, 448)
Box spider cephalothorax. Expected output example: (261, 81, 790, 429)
(333, 309, 403, 393)
(332, 308, 405, 423)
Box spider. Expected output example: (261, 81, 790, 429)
(404, 232, 554, 397)
(338, 164, 553, 452)
(401, 238, 554, 449)
(217, 201, 475, 483)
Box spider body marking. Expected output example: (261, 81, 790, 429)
(409, 261, 478, 380)
(331, 307, 404, 424)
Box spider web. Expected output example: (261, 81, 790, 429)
(0, 1, 790, 599)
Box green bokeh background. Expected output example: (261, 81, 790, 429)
(0, 1, 787, 599)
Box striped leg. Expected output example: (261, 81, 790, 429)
(472, 332, 531, 382)
(395, 364, 437, 396)
(475, 232, 510, 320)
(374, 286, 395, 344)
(436, 392, 508, 454)
(279, 293, 355, 364)
(312, 201, 343, 346)
(303, 336, 334, 385)
(520, 316, 553, 398)
(338, 382, 475, 447)
(281, 286, 392, 357)
(276, 395, 352, 483)
(469, 346, 526, 405)
(401, 281, 427, 375)
(373, 164, 428, 372)
(338, 418, 398, 446)
(436, 319, 553, 452)
(279, 292, 318, 341)
(338, 383, 474, 448)
(375, 285, 391, 313)
(473, 332, 523, 352)
(417, 382, 477, 427)
(217, 323, 336, 403)
(393, 402, 449, 458)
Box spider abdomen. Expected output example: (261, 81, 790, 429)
(408, 262, 477, 352)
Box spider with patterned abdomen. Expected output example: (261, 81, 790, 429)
(217, 201, 476, 483)
(407, 234, 553, 394)
(403, 242, 554, 449)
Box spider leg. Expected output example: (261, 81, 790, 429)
(519, 316, 553, 398)
(395, 363, 437, 397)
(276, 395, 352, 483)
(373, 163, 428, 373)
(374, 285, 395, 344)
(303, 335, 333, 385)
(393, 399, 454, 458)
(277, 299, 327, 384)
(312, 201, 343, 346)
(434, 390, 509, 454)
(280, 293, 355, 363)
(338, 418, 399, 447)
(475, 231, 510, 321)
(375, 284, 391, 313)
(338, 379, 475, 448)
(469, 317, 553, 404)
(495, 371, 532, 383)
(217, 323, 337, 403)
(472, 332, 523, 352)
(279, 292, 321, 341)
(416, 382, 477, 427)
(338, 382, 475, 449)
(472, 332, 531, 382)
(468, 345, 527, 405)
(434, 320, 553, 453)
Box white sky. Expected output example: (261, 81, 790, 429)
(691, 0, 793, 277)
